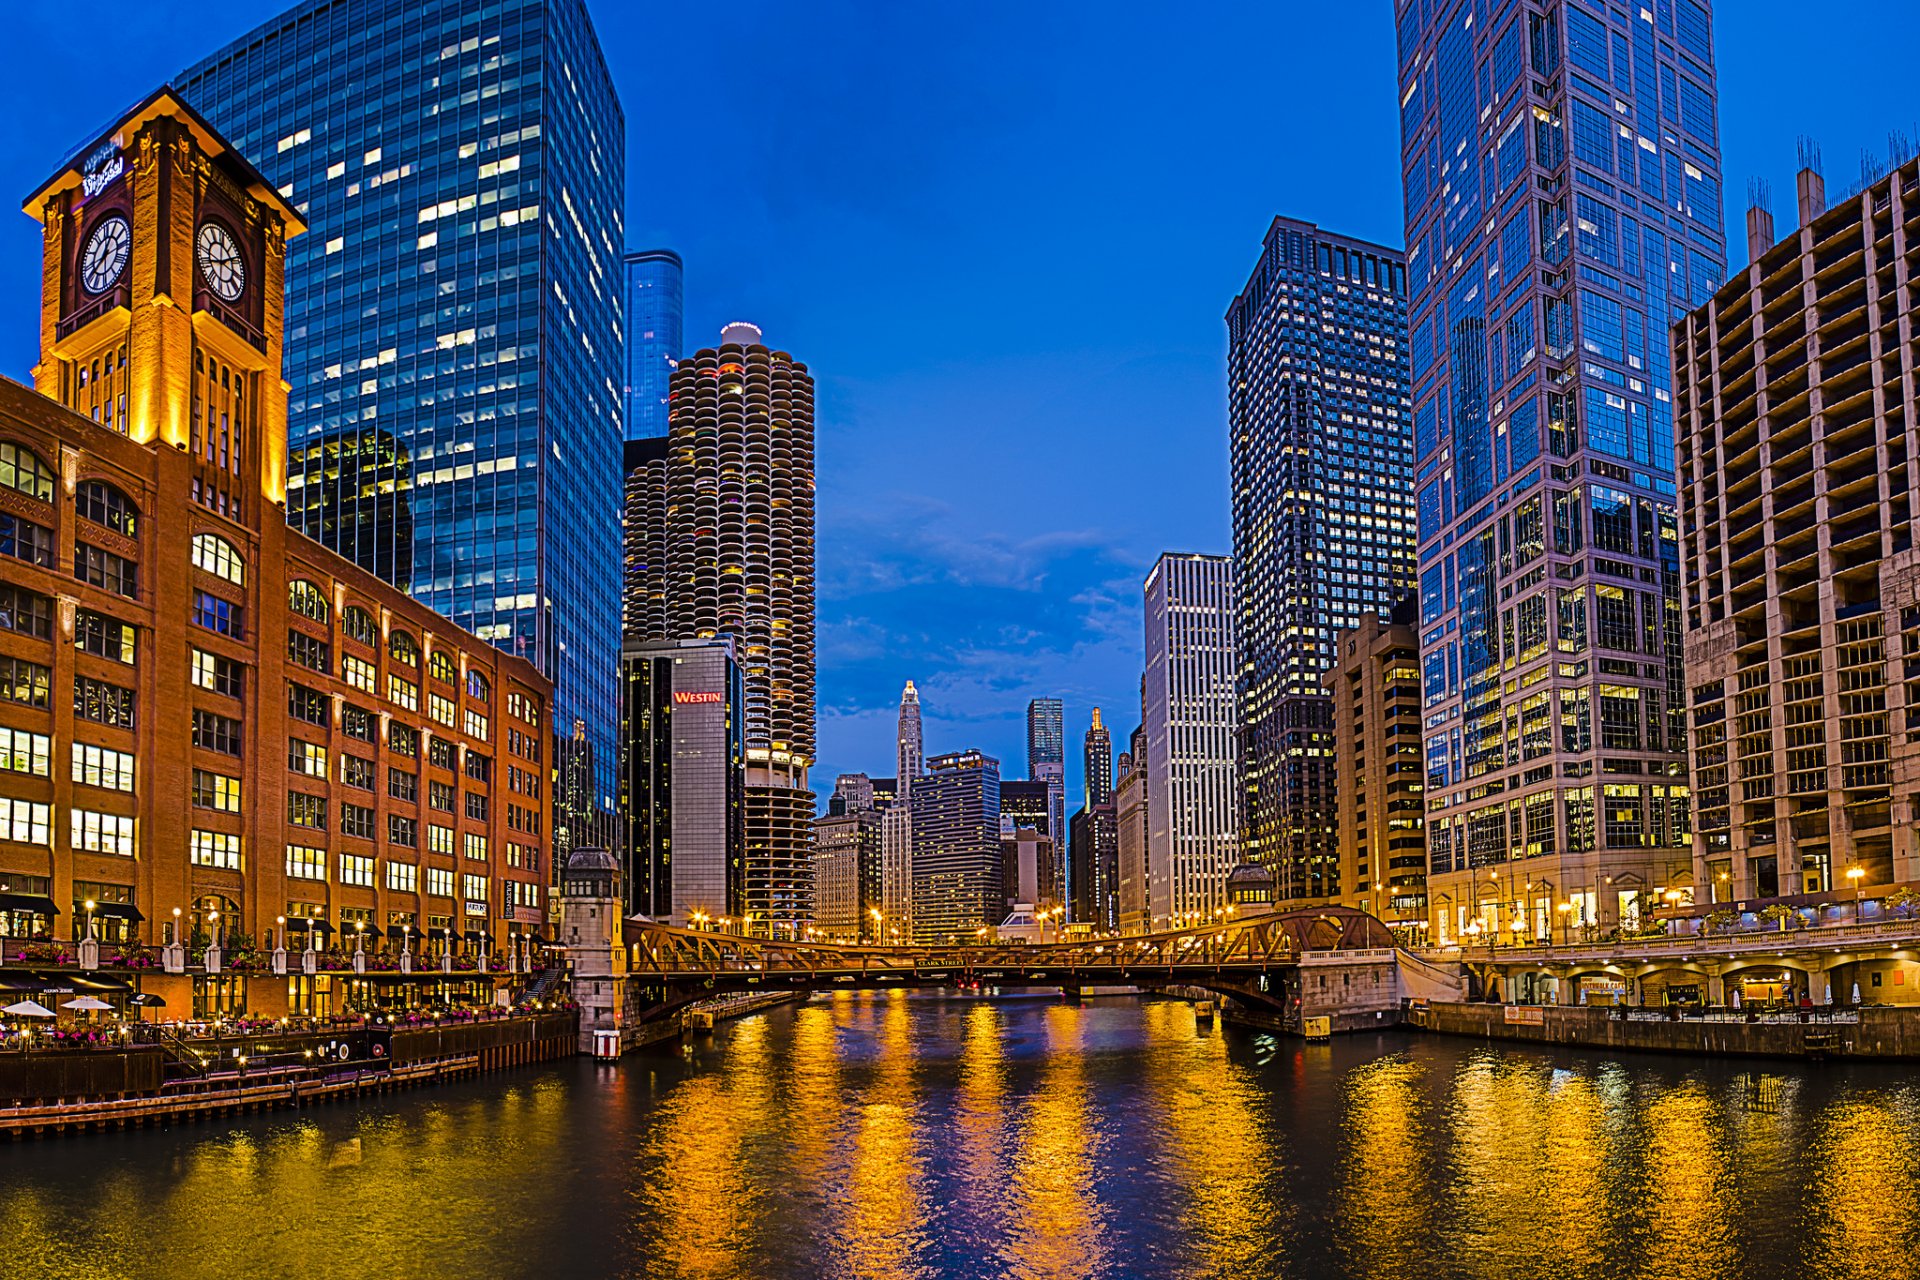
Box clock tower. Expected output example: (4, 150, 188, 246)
(23, 87, 304, 520)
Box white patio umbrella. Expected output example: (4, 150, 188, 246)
(1731, 988, 1742, 1010)
(1852, 982, 1863, 1004)
(1826, 981, 1836, 1006)
(62, 997, 112, 1012)
(3, 1000, 55, 1018)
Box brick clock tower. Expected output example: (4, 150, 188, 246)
(25, 87, 302, 512)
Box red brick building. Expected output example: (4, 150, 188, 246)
(0, 89, 551, 1017)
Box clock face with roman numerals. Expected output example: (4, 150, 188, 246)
(81, 216, 130, 294)
(196, 222, 246, 302)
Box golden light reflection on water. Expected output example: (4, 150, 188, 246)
(1805, 1094, 1920, 1280)
(638, 1015, 777, 1280)
(828, 992, 931, 1280)
(1000, 1003, 1106, 1280)
(1639, 1084, 1736, 1280)
(1338, 1056, 1430, 1280)
(1139, 1000, 1284, 1280)
(1441, 1055, 1620, 1280)
(954, 1000, 1010, 1250)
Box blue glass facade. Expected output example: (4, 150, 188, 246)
(179, 0, 627, 810)
(1397, 0, 1724, 941)
(623, 249, 682, 440)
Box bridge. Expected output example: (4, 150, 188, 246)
(615, 904, 1404, 1029)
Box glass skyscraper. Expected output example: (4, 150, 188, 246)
(179, 0, 627, 815)
(1226, 217, 1415, 904)
(624, 249, 682, 440)
(1397, 0, 1724, 942)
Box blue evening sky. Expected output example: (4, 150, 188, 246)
(0, 2, 1912, 807)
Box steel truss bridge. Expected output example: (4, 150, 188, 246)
(618, 905, 1396, 1025)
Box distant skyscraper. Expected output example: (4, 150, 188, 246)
(1026, 696, 1066, 888)
(910, 750, 1002, 944)
(624, 249, 683, 441)
(622, 323, 817, 933)
(998, 780, 1054, 836)
(1143, 554, 1240, 931)
(181, 0, 628, 826)
(897, 681, 924, 798)
(1072, 711, 1118, 929)
(812, 806, 884, 941)
(1226, 216, 1414, 903)
(1115, 728, 1150, 934)
(622, 437, 669, 645)
(1398, 1, 1724, 941)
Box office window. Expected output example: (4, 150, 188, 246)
(430, 781, 455, 812)
(191, 768, 242, 813)
(426, 866, 455, 898)
(429, 692, 455, 728)
(428, 823, 454, 856)
(192, 710, 243, 755)
(287, 629, 330, 672)
(0, 442, 54, 501)
(288, 682, 329, 726)
(286, 844, 327, 881)
(0, 586, 53, 639)
(341, 754, 375, 790)
(0, 727, 50, 777)
(190, 830, 242, 870)
(429, 651, 457, 684)
(71, 808, 135, 857)
(389, 723, 419, 758)
(0, 514, 53, 568)
(462, 874, 487, 907)
(288, 579, 330, 623)
(389, 768, 418, 802)
(340, 853, 375, 887)
(192, 590, 244, 638)
(388, 814, 418, 848)
(191, 533, 245, 585)
(464, 709, 488, 741)
(341, 803, 376, 840)
(75, 480, 137, 537)
(288, 792, 327, 830)
(191, 648, 245, 698)
(72, 743, 136, 792)
(74, 675, 136, 729)
(342, 605, 377, 645)
(0, 657, 51, 708)
(429, 738, 455, 770)
(75, 542, 137, 598)
(466, 670, 490, 700)
(389, 674, 419, 710)
(341, 704, 376, 743)
(465, 792, 489, 822)
(463, 832, 487, 860)
(288, 740, 328, 776)
(342, 653, 375, 692)
(389, 630, 418, 666)
(74, 610, 137, 664)
(386, 860, 418, 892)
(0, 796, 51, 845)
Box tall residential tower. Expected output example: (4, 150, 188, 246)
(1397, 0, 1724, 940)
(1226, 218, 1414, 904)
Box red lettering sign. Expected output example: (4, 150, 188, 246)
(673, 691, 723, 705)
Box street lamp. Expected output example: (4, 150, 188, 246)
(1557, 901, 1573, 945)
(1848, 866, 1865, 912)
(84, 898, 96, 941)
(276, 915, 285, 951)
(869, 907, 884, 944)
(172, 906, 181, 947)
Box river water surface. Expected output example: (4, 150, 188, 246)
(5, 992, 1920, 1280)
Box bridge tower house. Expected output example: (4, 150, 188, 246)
(560, 847, 627, 1055)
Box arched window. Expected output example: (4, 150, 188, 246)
(342, 605, 377, 646)
(191, 533, 245, 586)
(75, 480, 137, 538)
(466, 670, 490, 700)
(288, 579, 330, 624)
(389, 630, 418, 666)
(0, 442, 53, 502)
(428, 650, 457, 684)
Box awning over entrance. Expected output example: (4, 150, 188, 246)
(0, 893, 60, 916)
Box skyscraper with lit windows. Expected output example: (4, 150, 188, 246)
(1396, 0, 1724, 942)
(1226, 218, 1414, 904)
(179, 0, 626, 831)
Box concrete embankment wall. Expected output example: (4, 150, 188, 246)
(1410, 1002, 1920, 1060)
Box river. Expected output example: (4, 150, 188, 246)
(4, 992, 1919, 1280)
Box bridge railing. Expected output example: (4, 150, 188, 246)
(1422, 915, 1920, 967)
